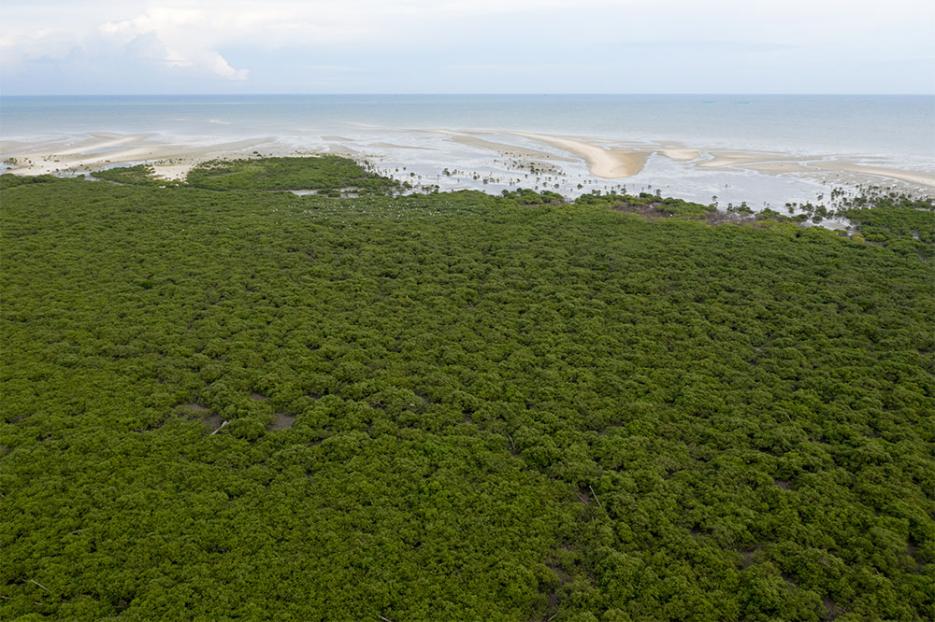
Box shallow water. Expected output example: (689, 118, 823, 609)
(2, 94, 933, 207)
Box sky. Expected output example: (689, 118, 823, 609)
(1, 0, 933, 95)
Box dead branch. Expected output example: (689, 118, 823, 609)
(28, 579, 50, 593)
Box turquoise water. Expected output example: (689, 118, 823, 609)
(2, 94, 933, 159)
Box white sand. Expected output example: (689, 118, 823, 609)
(659, 145, 701, 161)
(512, 132, 650, 178)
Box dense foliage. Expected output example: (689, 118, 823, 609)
(573, 191, 718, 219)
(184, 156, 400, 195)
(91, 165, 172, 187)
(1, 158, 933, 621)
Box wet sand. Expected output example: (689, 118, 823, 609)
(1, 133, 281, 179)
(444, 132, 574, 162)
(2, 129, 933, 196)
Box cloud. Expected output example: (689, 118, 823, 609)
(0, 1, 932, 93)
(4, 1, 589, 80)
(2, 0, 624, 76)
(99, 7, 249, 79)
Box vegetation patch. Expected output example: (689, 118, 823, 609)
(836, 192, 934, 257)
(91, 164, 178, 187)
(577, 191, 718, 219)
(186, 155, 401, 195)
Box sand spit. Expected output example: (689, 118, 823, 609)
(368, 141, 436, 151)
(445, 132, 575, 162)
(512, 132, 650, 178)
(659, 146, 701, 161)
(698, 150, 806, 170)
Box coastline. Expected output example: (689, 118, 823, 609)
(2, 129, 933, 207)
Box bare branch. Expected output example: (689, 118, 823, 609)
(28, 579, 50, 593)
(589, 484, 605, 514)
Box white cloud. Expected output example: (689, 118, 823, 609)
(3, 0, 625, 76)
(0, 0, 932, 92)
(98, 7, 251, 79)
(5, 1, 595, 79)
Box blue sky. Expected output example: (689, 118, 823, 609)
(1, 0, 933, 95)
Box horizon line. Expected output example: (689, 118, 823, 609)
(3, 92, 934, 98)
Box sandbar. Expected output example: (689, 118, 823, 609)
(514, 132, 650, 178)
